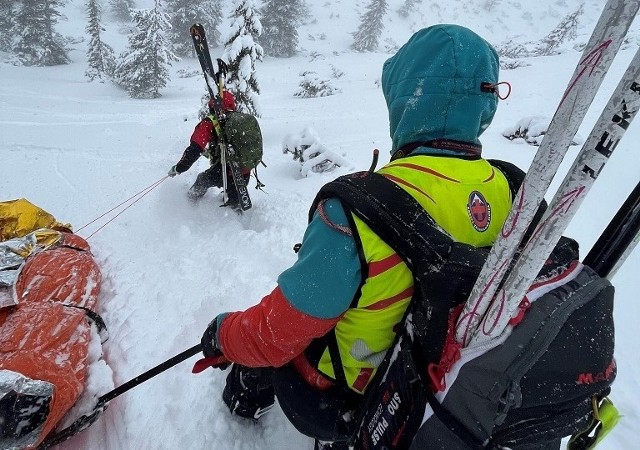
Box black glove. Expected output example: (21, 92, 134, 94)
(193, 315, 230, 373)
(201, 315, 225, 358)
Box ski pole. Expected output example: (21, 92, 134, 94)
(584, 180, 640, 279)
(97, 343, 202, 406)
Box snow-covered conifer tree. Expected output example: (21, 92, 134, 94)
(223, 0, 263, 116)
(116, 0, 178, 98)
(209, 0, 224, 47)
(259, 0, 305, 58)
(537, 4, 583, 56)
(86, 0, 116, 81)
(13, 0, 70, 66)
(0, 0, 17, 52)
(166, 0, 220, 57)
(352, 0, 387, 52)
(109, 0, 134, 22)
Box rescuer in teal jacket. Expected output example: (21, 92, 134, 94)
(194, 24, 514, 449)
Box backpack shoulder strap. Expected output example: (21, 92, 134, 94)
(488, 158, 550, 245)
(487, 159, 525, 198)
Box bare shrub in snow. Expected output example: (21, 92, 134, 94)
(503, 116, 583, 146)
(536, 4, 583, 55)
(500, 58, 530, 70)
(282, 128, 347, 176)
(330, 64, 344, 79)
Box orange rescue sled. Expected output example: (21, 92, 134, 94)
(0, 199, 103, 449)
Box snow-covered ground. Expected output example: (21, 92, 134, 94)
(1, 1, 639, 449)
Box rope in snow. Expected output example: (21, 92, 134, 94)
(76, 176, 169, 240)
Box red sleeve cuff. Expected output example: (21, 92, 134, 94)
(218, 286, 340, 367)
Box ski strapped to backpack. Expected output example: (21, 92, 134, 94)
(456, 0, 640, 348)
(190, 23, 253, 211)
(313, 168, 617, 449)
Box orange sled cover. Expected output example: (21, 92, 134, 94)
(0, 200, 102, 449)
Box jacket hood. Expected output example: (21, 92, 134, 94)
(381, 24, 500, 154)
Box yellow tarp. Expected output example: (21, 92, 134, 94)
(0, 198, 72, 241)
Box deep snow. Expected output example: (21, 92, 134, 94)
(1, 1, 639, 449)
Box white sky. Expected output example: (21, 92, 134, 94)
(1, 0, 638, 448)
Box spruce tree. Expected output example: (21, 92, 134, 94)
(352, 0, 387, 52)
(537, 4, 584, 56)
(109, 0, 134, 22)
(259, 0, 304, 58)
(223, 0, 263, 116)
(86, 0, 116, 81)
(13, 0, 70, 66)
(116, 0, 178, 98)
(209, 0, 223, 47)
(166, 0, 220, 57)
(0, 0, 17, 52)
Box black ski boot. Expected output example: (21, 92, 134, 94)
(222, 365, 275, 420)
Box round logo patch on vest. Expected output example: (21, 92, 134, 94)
(467, 191, 491, 232)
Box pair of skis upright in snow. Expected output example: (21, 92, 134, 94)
(456, 0, 640, 349)
(190, 23, 252, 212)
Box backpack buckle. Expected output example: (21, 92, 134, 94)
(568, 397, 620, 449)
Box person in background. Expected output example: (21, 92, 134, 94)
(195, 24, 515, 449)
(168, 91, 251, 208)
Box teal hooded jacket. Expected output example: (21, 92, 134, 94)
(215, 25, 503, 369)
(382, 24, 499, 153)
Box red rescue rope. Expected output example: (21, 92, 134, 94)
(76, 176, 169, 240)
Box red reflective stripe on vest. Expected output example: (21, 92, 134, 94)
(390, 162, 461, 182)
(364, 286, 414, 311)
(368, 253, 404, 277)
(383, 174, 436, 204)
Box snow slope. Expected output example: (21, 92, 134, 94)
(1, 1, 639, 449)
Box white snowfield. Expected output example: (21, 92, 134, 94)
(1, 0, 638, 449)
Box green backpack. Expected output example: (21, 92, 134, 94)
(223, 111, 264, 169)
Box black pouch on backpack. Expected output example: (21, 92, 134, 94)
(355, 333, 428, 449)
(355, 244, 490, 450)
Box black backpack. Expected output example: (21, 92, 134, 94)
(309, 163, 616, 449)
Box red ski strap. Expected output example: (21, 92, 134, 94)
(192, 355, 230, 373)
